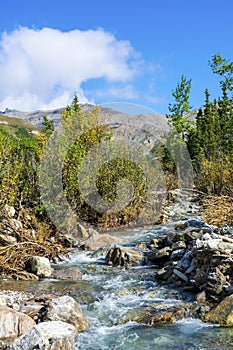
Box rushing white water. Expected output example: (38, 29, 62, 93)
(53, 224, 233, 350)
(18, 223, 232, 350)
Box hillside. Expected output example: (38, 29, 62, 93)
(0, 113, 40, 136)
(0, 105, 169, 145)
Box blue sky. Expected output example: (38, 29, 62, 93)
(0, 0, 232, 113)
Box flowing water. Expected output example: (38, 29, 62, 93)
(3, 222, 233, 349)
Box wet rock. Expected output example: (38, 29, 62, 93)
(126, 304, 186, 326)
(194, 268, 207, 286)
(79, 232, 123, 251)
(156, 266, 173, 280)
(206, 268, 227, 296)
(29, 256, 53, 278)
(0, 306, 35, 340)
(184, 229, 204, 243)
(105, 246, 144, 266)
(172, 241, 186, 250)
(196, 290, 207, 303)
(45, 296, 88, 332)
(202, 294, 233, 326)
(173, 269, 188, 283)
(52, 267, 83, 281)
(7, 321, 76, 350)
(170, 249, 186, 261)
(147, 247, 171, 263)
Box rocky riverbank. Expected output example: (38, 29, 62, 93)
(0, 291, 88, 349)
(1, 190, 233, 348)
(104, 217, 233, 327)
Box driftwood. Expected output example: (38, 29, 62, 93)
(0, 207, 68, 280)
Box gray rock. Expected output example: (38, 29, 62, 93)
(170, 249, 186, 261)
(52, 267, 82, 281)
(45, 296, 88, 332)
(29, 256, 53, 278)
(206, 268, 227, 295)
(105, 246, 144, 266)
(79, 232, 123, 251)
(6, 321, 76, 350)
(173, 269, 188, 282)
(147, 247, 171, 262)
(0, 306, 35, 340)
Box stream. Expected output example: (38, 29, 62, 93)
(2, 222, 233, 349)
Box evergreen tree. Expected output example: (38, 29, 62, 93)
(167, 75, 193, 138)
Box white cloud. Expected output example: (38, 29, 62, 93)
(0, 27, 141, 111)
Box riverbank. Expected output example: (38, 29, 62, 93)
(0, 190, 233, 348)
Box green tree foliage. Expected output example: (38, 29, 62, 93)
(0, 130, 40, 208)
(39, 96, 152, 229)
(209, 52, 233, 93)
(187, 54, 233, 194)
(167, 75, 194, 137)
(41, 115, 54, 138)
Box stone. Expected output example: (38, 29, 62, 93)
(79, 232, 123, 251)
(194, 268, 207, 285)
(183, 219, 207, 229)
(105, 246, 144, 266)
(0, 306, 35, 340)
(46, 296, 88, 332)
(172, 241, 186, 250)
(77, 223, 89, 239)
(184, 229, 203, 242)
(29, 256, 53, 278)
(3, 205, 15, 218)
(196, 290, 206, 303)
(206, 268, 226, 295)
(0, 298, 7, 307)
(126, 305, 186, 326)
(173, 269, 188, 282)
(202, 294, 233, 326)
(19, 303, 46, 322)
(147, 247, 171, 263)
(52, 267, 83, 281)
(170, 249, 186, 261)
(7, 321, 76, 350)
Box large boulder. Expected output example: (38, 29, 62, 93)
(45, 296, 88, 332)
(105, 246, 144, 266)
(29, 256, 53, 278)
(0, 306, 35, 340)
(125, 304, 186, 326)
(79, 232, 123, 251)
(7, 321, 76, 350)
(52, 267, 83, 281)
(202, 294, 233, 326)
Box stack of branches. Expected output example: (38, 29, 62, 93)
(0, 241, 61, 280)
(0, 208, 69, 280)
(201, 195, 233, 227)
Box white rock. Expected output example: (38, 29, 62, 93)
(7, 321, 76, 350)
(0, 306, 35, 340)
(46, 296, 88, 332)
(3, 205, 15, 218)
(29, 256, 53, 278)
